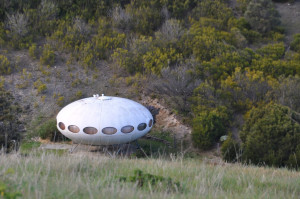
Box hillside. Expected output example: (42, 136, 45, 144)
(0, 0, 300, 170)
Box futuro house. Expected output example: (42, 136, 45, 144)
(56, 94, 153, 145)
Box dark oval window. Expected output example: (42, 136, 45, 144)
(102, 127, 117, 135)
(83, 127, 98, 135)
(121, 125, 134, 134)
(148, 119, 153, 127)
(68, 125, 80, 133)
(58, 122, 65, 130)
(137, 123, 146, 131)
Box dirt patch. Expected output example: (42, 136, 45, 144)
(141, 96, 192, 141)
(276, 1, 300, 42)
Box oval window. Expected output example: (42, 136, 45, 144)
(137, 123, 146, 131)
(58, 122, 65, 130)
(102, 127, 117, 135)
(83, 127, 98, 135)
(68, 125, 80, 133)
(148, 119, 153, 127)
(121, 125, 134, 134)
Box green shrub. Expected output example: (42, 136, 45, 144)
(56, 96, 64, 107)
(119, 169, 181, 192)
(240, 103, 300, 169)
(192, 106, 230, 150)
(37, 118, 66, 141)
(33, 79, 47, 94)
(290, 33, 300, 53)
(29, 43, 38, 59)
(257, 42, 285, 60)
(0, 88, 22, 152)
(143, 47, 182, 75)
(40, 44, 55, 66)
(244, 0, 280, 34)
(221, 134, 242, 162)
(0, 54, 11, 75)
(0, 180, 22, 199)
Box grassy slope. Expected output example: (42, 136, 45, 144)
(0, 151, 299, 199)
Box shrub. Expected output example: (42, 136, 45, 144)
(56, 96, 64, 107)
(191, 0, 234, 29)
(221, 134, 242, 162)
(37, 118, 66, 141)
(192, 106, 230, 150)
(37, 119, 57, 139)
(257, 42, 285, 60)
(0, 54, 11, 75)
(40, 44, 55, 66)
(240, 103, 300, 169)
(143, 47, 182, 75)
(244, 0, 280, 34)
(29, 43, 38, 59)
(0, 88, 22, 152)
(290, 33, 300, 53)
(33, 79, 47, 94)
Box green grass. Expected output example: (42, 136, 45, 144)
(19, 141, 41, 154)
(0, 151, 299, 199)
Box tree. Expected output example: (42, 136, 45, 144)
(6, 12, 29, 37)
(0, 88, 22, 152)
(240, 102, 300, 169)
(244, 0, 280, 33)
(147, 63, 200, 114)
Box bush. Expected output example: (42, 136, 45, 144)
(244, 0, 280, 34)
(221, 134, 242, 162)
(33, 79, 47, 94)
(0, 88, 22, 152)
(0, 54, 11, 75)
(40, 44, 55, 66)
(240, 103, 300, 169)
(192, 106, 230, 150)
(37, 118, 66, 141)
(29, 43, 38, 59)
(143, 47, 182, 75)
(290, 33, 300, 53)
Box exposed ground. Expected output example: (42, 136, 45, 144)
(142, 96, 192, 141)
(276, 1, 300, 42)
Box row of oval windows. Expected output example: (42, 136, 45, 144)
(58, 119, 153, 135)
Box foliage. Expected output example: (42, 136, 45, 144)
(143, 47, 182, 75)
(244, 0, 280, 34)
(290, 33, 300, 53)
(36, 118, 57, 140)
(184, 24, 235, 62)
(148, 65, 200, 114)
(0, 153, 300, 198)
(240, 102, 300, 169)
(0, 88, 22, 152)
(191, 0, 234, 29)
(0, 54, 11, 75)
(0, 180, 22, 199)
(28, 43, 38, 59)
(33, 79, 47, 94)
(221, 134, 242, 162)
(119, 169, 181, 192)
(192, 106, 230, 150)
(40, 44, 55, 66)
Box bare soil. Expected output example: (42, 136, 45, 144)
(276, 1, 300, 42)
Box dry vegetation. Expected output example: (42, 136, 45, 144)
(0, 151, 299, 199)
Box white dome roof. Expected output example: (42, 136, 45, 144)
(56, 95, 153, 145)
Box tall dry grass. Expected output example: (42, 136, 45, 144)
(0, 150, 300, 199)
